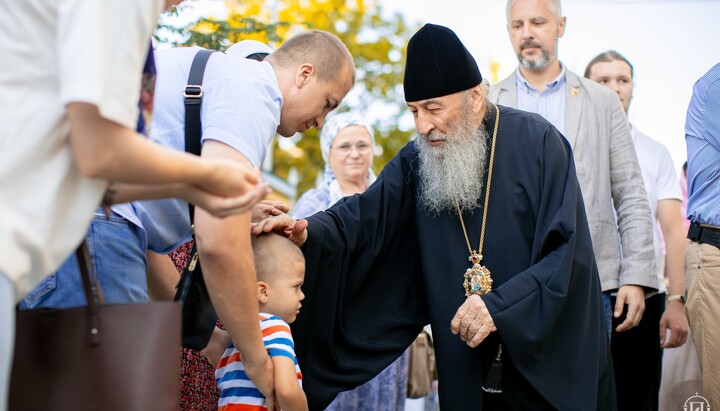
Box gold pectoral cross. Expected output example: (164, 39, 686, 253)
(463, 252, 493, 296)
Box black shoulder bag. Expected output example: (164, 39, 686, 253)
(173, 49, 219, 351)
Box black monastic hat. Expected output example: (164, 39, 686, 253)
(403, 23, 482, 102)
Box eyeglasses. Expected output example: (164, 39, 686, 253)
(332, 142, 373, 155)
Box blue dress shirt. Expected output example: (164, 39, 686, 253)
(685, 63, 720, 226)
(515, 65, 566, 134)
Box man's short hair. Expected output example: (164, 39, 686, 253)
(584, 50, 635, 79)
(270, 29, 355, 84)
(507, 0, 562, 21)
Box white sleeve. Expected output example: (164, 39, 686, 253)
(655, 145, 682, 201)
(200, 66, 281, 168)
(57, 0, 164, 129)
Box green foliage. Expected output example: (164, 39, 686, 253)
(156, 0, 418, 198)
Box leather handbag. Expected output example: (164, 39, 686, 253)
(173, 48, 219, 351)
(406, 329, 437, 399)
(9, 242, 181, 411)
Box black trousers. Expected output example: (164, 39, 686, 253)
(611, 292, 665, 411)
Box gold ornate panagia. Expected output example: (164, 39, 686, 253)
(457, 103, 499, 297)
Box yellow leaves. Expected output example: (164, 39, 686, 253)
(225, 0, 270, 24)
(191, 19, 220, 35)
(278, 0, 358, 31)
(219, 0, 382, 41)
(225, 0, 263, 15)
(227, 31, 271, 45)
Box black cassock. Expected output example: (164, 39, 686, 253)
(292, 105, 616, 410)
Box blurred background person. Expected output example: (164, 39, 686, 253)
(586, 50, 688, 410)
(291, 112, 409, 411)
(292, 113, 377, 218)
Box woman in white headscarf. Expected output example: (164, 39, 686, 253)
(292, 112, 377, 218)
(292, 112, 409, 410)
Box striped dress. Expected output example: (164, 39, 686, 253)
(216, 313, 302, 410)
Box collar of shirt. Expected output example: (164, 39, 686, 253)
(514, 64, 567, 134)
(515, 64, 567, 95)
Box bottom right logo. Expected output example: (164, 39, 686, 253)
(684, 393, 711, 411)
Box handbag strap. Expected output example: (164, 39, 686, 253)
(184, 48, 216, 227)
(75, 241, 101, 346)
(173, 48, 216, 297)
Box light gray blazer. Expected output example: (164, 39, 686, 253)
(489, 69, 657, 292)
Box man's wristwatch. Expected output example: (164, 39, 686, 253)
(667, 294, 686, 304)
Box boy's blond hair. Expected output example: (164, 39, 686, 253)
(252, 233, 304, 283)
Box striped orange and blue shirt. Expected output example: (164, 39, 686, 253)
(216, 313, 302, 411)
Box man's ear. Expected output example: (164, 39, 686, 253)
(295, 63, 316, 88)
(557, 16, 567, 38)
(257, 281, 270, 304)
(471, 85, 486, 114)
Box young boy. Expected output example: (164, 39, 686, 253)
(216, 233, 308, 411)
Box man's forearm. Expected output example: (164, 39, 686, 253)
(191, 135, 275, 404)
(658, 200, 688, 296)
(109, 182, 214, 205)
(68, 102, 220, 185)
(195, 209, 267, 366)
(109, 183, 185, 205)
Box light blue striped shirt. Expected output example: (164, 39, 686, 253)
(515, 66, 567, 134)
(685, 63, 720, 226)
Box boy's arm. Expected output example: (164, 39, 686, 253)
(272, 355, 308, 411)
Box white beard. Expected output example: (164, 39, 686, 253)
(416, 112, 489, 215)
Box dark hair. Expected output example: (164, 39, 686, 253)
(584, 50, 634, 79)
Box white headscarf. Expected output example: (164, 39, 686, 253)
(319, 113, 377, 204)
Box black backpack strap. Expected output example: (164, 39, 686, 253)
(184, 48, 216, 224)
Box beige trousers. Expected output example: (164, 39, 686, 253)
(658, 326, 703, 411)
(685, 241, 720, 408)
